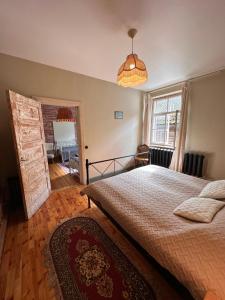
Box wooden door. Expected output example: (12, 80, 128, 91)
(8, 90, 51, 219)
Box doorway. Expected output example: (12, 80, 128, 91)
(35, 97, 85, 189)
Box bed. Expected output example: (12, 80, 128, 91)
(81, 165, 225, 300)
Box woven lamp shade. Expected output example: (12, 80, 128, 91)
(117, 53, 148, 87)
(56, 107, 75, 122)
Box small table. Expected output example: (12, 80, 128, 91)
(47, 153, 55, 163)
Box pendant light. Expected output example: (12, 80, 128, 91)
(117, 28, 148, 87)
(56, 107, 75, 122)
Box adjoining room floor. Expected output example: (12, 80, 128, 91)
(0, 185, 191, 300)
(48, 163, 80, 190)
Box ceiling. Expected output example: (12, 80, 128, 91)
(1, 0, 225, 91)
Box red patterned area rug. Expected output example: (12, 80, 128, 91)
(48, 217, 156, 300)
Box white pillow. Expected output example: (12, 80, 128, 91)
(199, 180, 225, 199)
(173, 197, 225, 223)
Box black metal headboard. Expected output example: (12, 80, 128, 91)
(85, 152, 150, 184)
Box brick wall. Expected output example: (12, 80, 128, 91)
(41, 104, 76, 143)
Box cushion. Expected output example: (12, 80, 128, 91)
(47, 153, 54, 159)
(199, 180, 225, 199)
(173, 197, 225, 223)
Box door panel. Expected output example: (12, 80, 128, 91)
(8, 90, 51, 219)
(17, 102, 40, 121)
(20, 125, 42, 142)
(21, 144, 44, 161)
(22, 161, 46, 187)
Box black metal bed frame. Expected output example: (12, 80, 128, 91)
(83, 148, 196, 299)
(82, 148, 206, 298)
(85, 151, 150, 185)
(85, 146, 175, 185)
(86, 194, 193, 299)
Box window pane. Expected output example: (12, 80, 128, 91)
(152, 129, 165, 144)
(152, 115, 166, 130)
(151, 93, 182, 147)
(152, 115, 166, 144)
(154, 99, 168, 114)
(166, 113, 176, 147)
(168, 95, 182, 112)
(165, 112, 180, 147)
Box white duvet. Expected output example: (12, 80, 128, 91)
(81, 165, 225, 300)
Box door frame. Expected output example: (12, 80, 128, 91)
(33, 96, 85, 185)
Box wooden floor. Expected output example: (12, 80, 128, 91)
(0, 184, 190, 300)
(48, 163, 80, 190)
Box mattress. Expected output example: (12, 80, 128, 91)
(81, 165, 225, 300)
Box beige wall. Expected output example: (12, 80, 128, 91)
(150, 71, 225, 179)
(1, 53, 224, 183)
(0, 53, 142, 184)
(186, 71, 225, 179)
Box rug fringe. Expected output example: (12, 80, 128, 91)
(43, 231, 64, 300)
(43, 213, 90, 299)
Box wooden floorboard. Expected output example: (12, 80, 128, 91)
(0, 183, 189, 300)
(48, 163, 80, 190)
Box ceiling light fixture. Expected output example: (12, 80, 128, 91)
(56, 107, 75, 122)
(117, 28, 148, 87)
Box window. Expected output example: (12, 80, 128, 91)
(151, 94, 182, 148)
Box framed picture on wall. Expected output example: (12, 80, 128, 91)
(114, 111, 123, 119)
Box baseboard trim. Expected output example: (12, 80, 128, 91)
(0, 216, 7, 264)
(0, 186, 8, 264)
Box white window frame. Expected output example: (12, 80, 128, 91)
(150, 91, 182, 149)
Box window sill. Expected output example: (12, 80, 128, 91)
(150, 144, 175, 151)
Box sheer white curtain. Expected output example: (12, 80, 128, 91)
(142, 93, 153, 146)
(170, 83, 189, 172)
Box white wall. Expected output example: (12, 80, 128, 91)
(186, 71, 225, 179)
(53, 121, 76, 144)
(0, 53, 142, 184)
(150, 71, 225, 179)
(0, 53, 224, 182)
